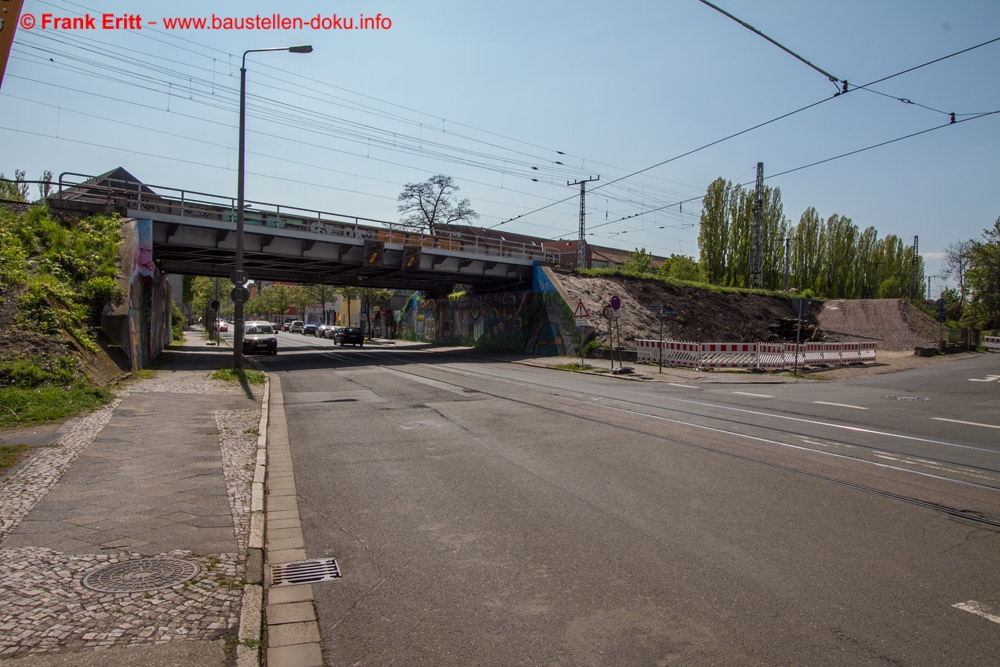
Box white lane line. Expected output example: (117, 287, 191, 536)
(875, 454, 900, 461)
(933, 417, 1000, 430)
(953, 601, 1000, 625)
(814, 401, 868, 410)
(668, 383, 699, 389)
(732, 392, 773, 398)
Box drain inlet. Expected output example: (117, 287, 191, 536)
(271, 558, 341, 587)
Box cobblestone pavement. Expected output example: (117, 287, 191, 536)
(0, 368, 262, 660)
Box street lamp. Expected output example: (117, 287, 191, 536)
(233, 44, 313, 370)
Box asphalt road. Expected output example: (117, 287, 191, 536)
(249, 334, 1000, 665)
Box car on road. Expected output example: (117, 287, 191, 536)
(282, 321, 291, 332)
(334, 326, 364, 347)
(270, 322, 282, 333)
(303, 322, 318, 336)
(289, 320, 304, 334)
(242, 321, 277, 355)
(325, 325, 344, 340)
(216, 320, 229, 333)
(316, 324, 334, 338)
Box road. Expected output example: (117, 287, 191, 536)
(247, 332, 1000, 665)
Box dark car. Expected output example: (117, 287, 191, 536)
(334, 326, 364, 347)
(242, 321, 277, 355)
(302, 322, 318, 335)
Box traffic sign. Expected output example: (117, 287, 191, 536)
(229, 269, 249, 285)
(602, 305, 619, 319)
(231, 286, 250, 303)
(663, 309, 678, 316)
(573, 300, 590, 319)
(646, 304, 662, 312)
(610, 295, 621, 310)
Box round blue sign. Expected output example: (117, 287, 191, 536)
(610, 295, 621, 310)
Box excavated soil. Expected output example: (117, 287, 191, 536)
(817, 299, 940, 351)
(555, 273, 941, 354)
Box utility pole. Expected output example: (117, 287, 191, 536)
(911, 235, 919, 300)
(750, 162, 764, 289)
(569, 176, 599, 270)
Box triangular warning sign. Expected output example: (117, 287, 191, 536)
(573, 300, 589, 318)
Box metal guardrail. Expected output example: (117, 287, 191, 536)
(56, 172, 558, 263)
(636, 339, 878, 371)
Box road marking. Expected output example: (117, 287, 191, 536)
(932, 417, 1000, 430)
(954, 601, 1000, 625)
(668, 383, 699, 389)
(875, 454, 900, 462)
(732, 392, 773, 398)
(969, 375, 1000, 382)
(814, 401, 868, 410)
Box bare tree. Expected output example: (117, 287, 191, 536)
(397, 175, 478, 235)
(941, 240, 974, 306)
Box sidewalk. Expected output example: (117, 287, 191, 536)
(0, 339, 266, 666)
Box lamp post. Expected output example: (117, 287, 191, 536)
(233, 44, 312, 370)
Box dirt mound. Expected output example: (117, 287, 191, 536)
(555, 273, 818, 347)
(817, 299, 938, 351)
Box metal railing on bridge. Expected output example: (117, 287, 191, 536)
(56, 172, 558, 263)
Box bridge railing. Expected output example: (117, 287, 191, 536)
(57, 173, 558, 263)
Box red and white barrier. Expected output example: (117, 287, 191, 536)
(634, 339, 879, 371)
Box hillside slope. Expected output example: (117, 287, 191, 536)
(552, 273, 936, 352)
(554, 273, 817, 347)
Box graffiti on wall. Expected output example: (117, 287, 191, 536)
(124, 220, 171, 369)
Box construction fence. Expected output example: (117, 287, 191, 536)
(635, 340, 878, 371)
(983, 336, 1000, 352)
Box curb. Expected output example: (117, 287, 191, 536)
(237, 377, 269, 666)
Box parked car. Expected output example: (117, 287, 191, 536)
(289, 320, 304, 334)
(325, 325, 344, 340)
(282, 321, 292, 332)
(334, 326, 364, 347)
(303, 322, 318, 336)
(270, 322, 282, 333)
(242, 321, 277, 355)
(316, 324, 334, 338)
(216, 320, 229, 333)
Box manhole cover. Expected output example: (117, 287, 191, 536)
(882, 395, 929, 401)
(82, 557, 200, 593)
(271, 558, 341, 587)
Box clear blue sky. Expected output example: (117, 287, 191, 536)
(3, 0, 998, 295)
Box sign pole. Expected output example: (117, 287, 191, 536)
(659, 306, 664, 373)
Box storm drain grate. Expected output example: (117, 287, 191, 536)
(82, 557, 200, 593)
(271, 558, 341, 587)
(883, 395, 929, 401)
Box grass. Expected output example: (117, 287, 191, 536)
(0, 444, 34, 473)
(210, 368, 266, 384)
(552, 362, 594, 371)
(0, 384, 111, 428)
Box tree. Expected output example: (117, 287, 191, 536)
(941, 240, 974, 307)
(306, 284, 338, 323)
(38, 170, 53, 200)
(659, 254, 703, 282)
(0, 169, 29, 202)
(966, 217, 1000, 328)
(623, 248, 654, 274)
(397, 175, 478, 235)
(339, 286, 361, 326)
(698, 178, 732, 284)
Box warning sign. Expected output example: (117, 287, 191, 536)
(573, 300, 590, 319)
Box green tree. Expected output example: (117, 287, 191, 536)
(966, 217, 1000, 328)
(941, 239, 974, 307)
(339, 286, 361, 326)
(698, 178, 732, 284)
(307, 284, 338, 324)
(623, 248, 655, 274)
(0, 170, 29, 202)
(397, 175, 478, 235)
(661, 254, 703, 282)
